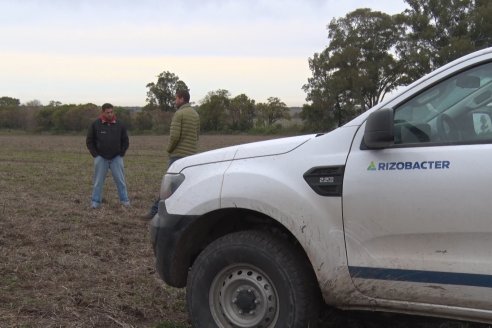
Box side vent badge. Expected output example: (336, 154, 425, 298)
(303, 166, 345, 197)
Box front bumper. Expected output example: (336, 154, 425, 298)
(149, 200, 199, 287)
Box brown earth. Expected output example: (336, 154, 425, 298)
(0, 134, 490, 328)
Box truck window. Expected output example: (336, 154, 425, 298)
(394, 62, 492, 145)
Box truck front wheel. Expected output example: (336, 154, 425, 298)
(186, 230, 320, 328)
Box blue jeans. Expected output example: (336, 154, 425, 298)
(91, 155, 129, 207)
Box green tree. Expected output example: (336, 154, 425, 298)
(303, 8, 404, 130)
(327, 9, 403, 110)
(396, 0, 476, 81)
(51, 106, 70, 131)
(64, 104, 99, 131)
(0, 97, 23, 129)
(146, 71, 188, 111)
(0, 108, 22, 129)
(152, 110, 174, 133)
(35, 107, 56, 131)
(48, 100, 62, 107)
(114, 107, 132, 130)
(24, 99, 42, 108)
(0, 96, 20, 108)
(229, 94, 256, 131)
(256, 97, 289, 127)
(134, 111, 153, 131)
(302, 50, 340, 131)
(471, 0, 492, 49)
(198, 89, 230, 132)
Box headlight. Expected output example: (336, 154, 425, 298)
(160, 173, 185, 200)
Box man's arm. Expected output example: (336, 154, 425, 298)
(167, 111, 182, 153)
(86, 122, 98, 157)
(197, 116, 200, 140)
(120, 124, 129, 157)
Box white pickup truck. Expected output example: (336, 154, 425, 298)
(150, 47, 492, 327)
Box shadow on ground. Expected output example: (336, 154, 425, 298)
(319, 306, 492, 328)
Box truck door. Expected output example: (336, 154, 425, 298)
(343, 61, 492, 310)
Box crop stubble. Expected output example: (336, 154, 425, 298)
(0, 134, 488, 328)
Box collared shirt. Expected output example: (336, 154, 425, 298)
(99, 114, 117, 124)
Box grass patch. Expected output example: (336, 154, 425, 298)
(0, 134, 487, 327)
(0, 134, 272, 327)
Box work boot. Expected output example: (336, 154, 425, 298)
(140, 200, 159, 220)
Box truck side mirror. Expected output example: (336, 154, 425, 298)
(363, 108, 394, 149)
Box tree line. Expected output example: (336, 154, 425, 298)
(1, 0, 491, 134)
(302, 0, 492, 131)
(0, 92, 291, 134)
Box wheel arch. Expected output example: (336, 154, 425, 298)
(171, 207, 319, 289)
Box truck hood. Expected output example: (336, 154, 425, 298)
(169, 134, 315, 172)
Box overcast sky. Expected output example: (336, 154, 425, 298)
(0, 0, 408, 107)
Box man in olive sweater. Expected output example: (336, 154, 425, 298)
(167, 89, 200, 164)
(86, 103, 130, 209)
(142, 89, 200, 219)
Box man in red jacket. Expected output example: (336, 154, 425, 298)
(86, 103, 130, 209)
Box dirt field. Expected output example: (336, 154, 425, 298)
(0, 134, 490, 328)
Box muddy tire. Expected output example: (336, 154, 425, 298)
(186, 230, 320, 328)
